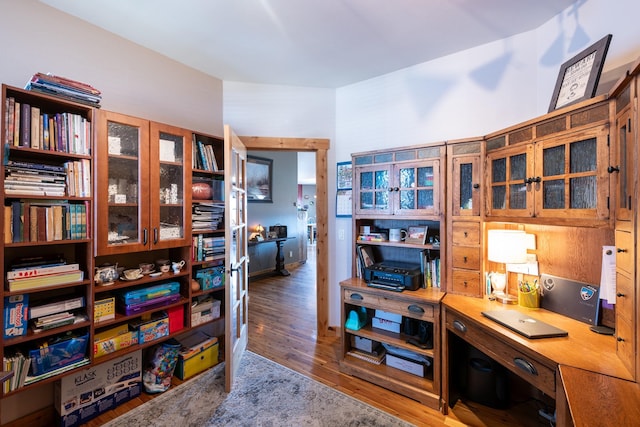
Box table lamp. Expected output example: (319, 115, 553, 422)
(487, 229, 528, 304)
(255, 224, 264, 239)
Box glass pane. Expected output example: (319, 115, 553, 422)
(375, 170, 389, 190)
(360, 171, 373, 190)
(399, 167, 415, 188)
(360, 192, 373, 210)
(417, 189, 434, 209)
(570, 138, 597, 173)
(417, 166, 434, 187)
(492, 158, 506, 183)
(399, 189, 415, 210)
(459, 163, 472, 210)
(543, 145, 565, 176)
(509, 183, 527, 209)
(159, 206, 184, 240)
(375, 191, 389, 209)
(510, 153, 527, 181)
(108, 122, 139, 157)
(108, 206, 139, 244)
(492, 186, 506, 209)
(543, 179, 565, 209)
(570, 176, 597, 209)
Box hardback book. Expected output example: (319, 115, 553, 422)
(13, 100, 20, 146)
(20, 102, 30, 147)
(7, 270, 84, 291)
(7, 263, 80, 280)
(30, 106, 40, 149)
(29, 295, 84, 319)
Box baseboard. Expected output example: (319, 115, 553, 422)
(2, 406, 54, 427)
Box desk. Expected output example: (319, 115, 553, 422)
(249, 237, 295, 276)
(442, 294, 632, 424)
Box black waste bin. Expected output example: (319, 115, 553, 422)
(464, 347, 509, 409)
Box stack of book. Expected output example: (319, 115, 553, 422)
(25, 72, 101, 107)
(4, 160, 67, 196)
(4, 200, 88, 243)
(3, 96, 92, 153)
(192, 202, 224, 231)
(193, 139, 218, 171)
(6, 259, 84, 292)
(193, 234, 225, 262)
(2, 352, 30, 393)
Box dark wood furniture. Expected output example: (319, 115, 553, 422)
(249, 237, 295, 276)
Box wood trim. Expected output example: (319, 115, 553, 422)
(239, 136, 330, 337)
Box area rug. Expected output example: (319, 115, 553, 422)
(103, 351, 415, 427)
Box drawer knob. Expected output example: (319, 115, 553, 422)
(452, 320, 467, 333)
(463, 256, 468, 263)
(407, 304, 425, 314)
(617, 336, 625, 342)
(514, 357, 538, 376)
(349, 293, 364, 301)
(464, 231, 468, 237)
(617, 292, 625, 298)
(617, 248, 627, 253)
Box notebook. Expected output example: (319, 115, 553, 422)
(481, 309, 568, 339)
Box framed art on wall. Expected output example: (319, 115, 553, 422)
(247, 155, 273, 203)
(336, 161, 353, 217)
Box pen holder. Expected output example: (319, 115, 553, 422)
(518, 288, 540, 308)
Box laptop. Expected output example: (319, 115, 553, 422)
(539, 274, 600, 325)
(481, 310, 568, 339)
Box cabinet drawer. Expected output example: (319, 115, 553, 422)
(615, 271, 634, 324)
(615, 229, 634, 276)
(452, 222, 480, 245)
(379, 297, 435, 321)
(343, 289, 380, 307)
(616, 315, 635, 375)
(452, 246, 480, 269)
(445, 310, 556, 396)
(450, 270, 481, 297)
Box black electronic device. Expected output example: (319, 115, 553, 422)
(363, 261, 421, 291)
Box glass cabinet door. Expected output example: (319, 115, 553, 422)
(394, 160, 440, 216)
(452, 155, 480, 216)
(354, 164, 392, 215)
(95, 111, 150, 255)
(149, 122, 192, 249)
(487, 144, 534, 217)
(534, 127, 609, 220)
(614, 104, 634, 222)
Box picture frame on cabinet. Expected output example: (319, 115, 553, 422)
(247, 155, 272, 203)
(548, 34, 612, 112)
(406, 225, 428, 244)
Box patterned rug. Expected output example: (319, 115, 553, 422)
(103, 351, 415, 427)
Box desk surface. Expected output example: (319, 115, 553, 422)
(443, 293, 633, 381)
(559, 365, 640, 427)
(248, 237, 294, 246)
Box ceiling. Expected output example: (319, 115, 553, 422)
(40, 0, 578, 88)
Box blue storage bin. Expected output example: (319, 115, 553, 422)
(29, 333, 89, 376)
(117, 282, 180, 305)
(195, 267, 224, 290)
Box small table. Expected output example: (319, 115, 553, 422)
(249, 237, 295, 276)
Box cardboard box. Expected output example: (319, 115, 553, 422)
(93, 326, 138, 358)
(196, 266, 224, 290)
(55, 350, 142, 427)
(386, 353, 427, 377)
(351, 336, 380, 353)
(94, 297, 115, 323)
(129, 312, 169, 344)
(374, 309, 402, 324)
(372, 316, 401, 333)
(191, 298, 221, 326)
(175, 331, 219, 380)
(4, 295, 29, 338)
(167, 305, 184, 334)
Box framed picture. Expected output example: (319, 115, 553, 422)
(548, 34, 612, 112)
(247, 155, 273, 203)
(267, 231, 278, 239)
(406, 225, 428, 244)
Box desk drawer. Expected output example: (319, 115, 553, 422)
(452, 222, 480, 245)
(452, 246, 480, 270)
(378, 297, 435, 321)
(343, 289, 380, 307)
(615, 229, 634, 276)
(450, 270, 481, 297)
(445, 309, 556, 397)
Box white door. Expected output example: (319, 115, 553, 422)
(224, 125, 249, 392)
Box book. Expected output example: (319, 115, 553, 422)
(7, 263, 80, 280)
(30, 106, 40, 149)
(29, 295, 84, 319)
(347, 347, 386, 365)
(4, 206, 12, 244)
(13, 101, 20, 146)
(20, 103, 30, 147)
(7, 270, 84, 291)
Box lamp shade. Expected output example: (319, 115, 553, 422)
(487, 230, 528, 264)
(255, 224, 264, 233)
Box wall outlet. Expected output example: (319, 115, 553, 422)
(289, 250, 293, 258)
(338, 229, 345, 240)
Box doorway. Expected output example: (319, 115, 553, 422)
(240, 136, 330, 336)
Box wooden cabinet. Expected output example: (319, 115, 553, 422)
(485, 99, 612, 226)
(446, 140, 483, 297)
(353, 146, 443, 217)
(339, 278, 445, 410)
(1, 84, 94, 394)
(94, 111, 192, 256)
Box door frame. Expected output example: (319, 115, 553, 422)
(240, 136, 331, 336)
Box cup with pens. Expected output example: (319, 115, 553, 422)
(518, 279, 540, 308)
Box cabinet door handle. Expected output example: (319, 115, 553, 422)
(153, 228, 158, 244)
(514, 357, 538, 376)
(143, 228, 148, 245)
(617, 336, 625, 342)
(452, 319, 467, 333)
(473, 183, 480, 189)
(407, 304, 424, 314)
(607, 165, 620, 173)
(617, 292, 625, 298)
(617, 248, 627, 253)
(349, 293, 364, 301)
